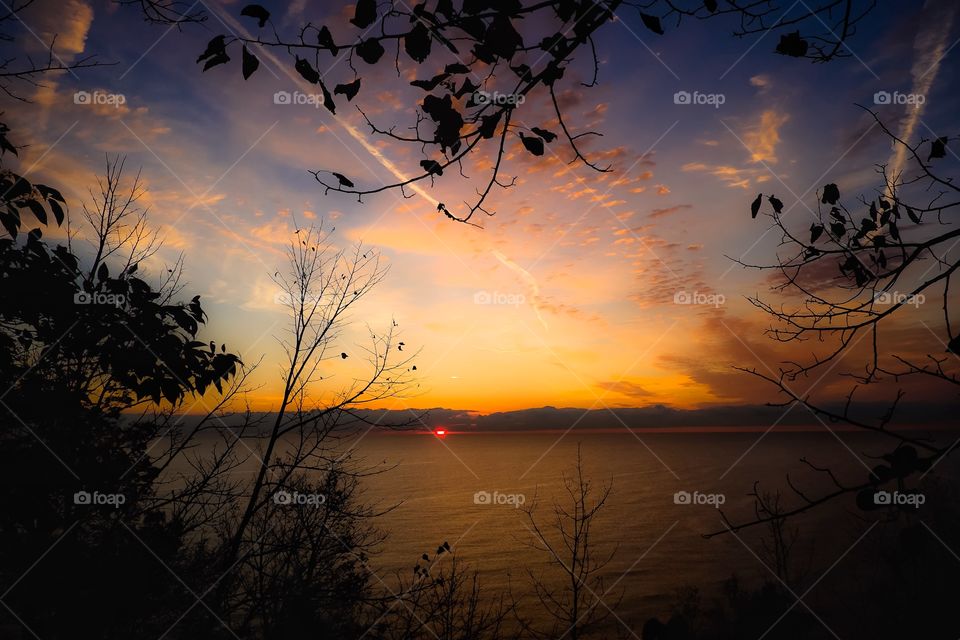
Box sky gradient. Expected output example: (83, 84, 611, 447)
(7, 0, 959, 414)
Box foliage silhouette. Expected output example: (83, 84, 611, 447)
(120, 0, 881, 225)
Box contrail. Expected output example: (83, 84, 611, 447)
(211, 3, 440, 208)
(887, 0, 957, 184)
(493, 249, 547, 329)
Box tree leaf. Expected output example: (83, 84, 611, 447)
(404, 22, 432, 63)
(750, 193, 762, 219)
(334, 78, 361, 101)
(410, 73, 449, 91)
(776, 31, 808, 57)
(239, 4, 269, 27)
(928, 136, 948, 161)
(639, 12, 664, 35)
(49, 199, 64, 226)
(351, 0, 377, 28)
(809, 223, 824, 243)
(295, 56, 320, 83)
(356, 39, 385, 64)
(768, 195, 783, 214)
(518, 132, 544, 156)
(241, 45, 259, 80)
(197, 35, 227, 63)
(317, 25, 339, 55)
(319, 79, 336, 114)
(420, 159, 443, 176)
(820, 183, 840, 205)
(202, 51, 230, 72)
(331, 172, 354, 188)
(23, 199, 46, 225)
(531, 127, 557, 142)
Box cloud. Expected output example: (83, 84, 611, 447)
(887, 0, 957, 182)
(743, 110, 789, 164)
(749, 74, 772, 93)
(649, 204, 692, 219)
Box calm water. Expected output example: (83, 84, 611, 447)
(345, 429, 957, 626)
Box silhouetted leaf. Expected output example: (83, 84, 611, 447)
(197, 35, 227, 63)
(319, 79, 336, 114)
(294, 56, 320, 83)
(484, 14, 523, 59)
(435, 0, 453, 19)
(351, 0, 377, 28)
(331, 172, 354, 188)
(905, 205, 921, 224)
(444, 63, 470, 74)
(36, 184, 65, 202)
(356, 38, 385, 64)
(518, 132, 544, 156)
(334, 78, 361, 101)
(97, 262, 109, 281)
(202, 51, 229, 72)
(830, 221, 846, 237)
(750, 193, 762, 219)
(317, 25, 339, 55)
(48, 199, 64, 226)
(810, 224, 824, 243)
(928, 136, 948, 161)
(454, 78, 478, 99)
(478, 112, 501, 139)
(703, 0, 718, 12)
(776, 31, 808, 57)
(821, 183, 840, 205)
(239, 4, 269, 27)
(404, 22, 432, 63)
(531, 127, 557, 142)
(639, 12, 664, 35)
(768, 195, 783, 214)
(23, 200, 46, 225)
(511, 63, 532, 82)
(410, 73, 449, 91)
(241, 45, 259, 80)
(420, 159, 443, 176)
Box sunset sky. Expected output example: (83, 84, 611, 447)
(8, 0, 958, 413)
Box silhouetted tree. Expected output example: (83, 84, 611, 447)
(709, 108, 957, 535)
(0, 128, 241, 638)
(520, 446, 621, 640)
